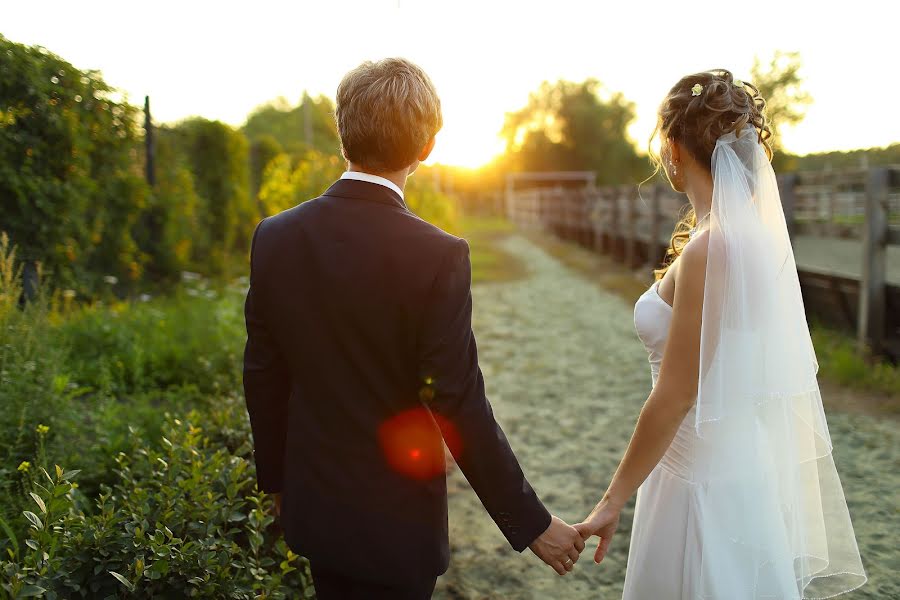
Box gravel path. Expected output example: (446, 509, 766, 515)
(433, 234, 898, 600)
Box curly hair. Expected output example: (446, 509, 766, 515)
(651, 69, 774, 279)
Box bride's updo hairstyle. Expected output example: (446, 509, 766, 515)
(651, 69, 773, 279)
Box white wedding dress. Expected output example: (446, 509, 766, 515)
(625, 279, 705, 599)
(625, 275, 866, 600)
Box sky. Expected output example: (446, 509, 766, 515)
(4, 0, 898, 167)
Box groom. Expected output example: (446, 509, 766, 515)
(243, 57, 584, 599)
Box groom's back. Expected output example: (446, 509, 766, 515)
(245, 178, 460, 582)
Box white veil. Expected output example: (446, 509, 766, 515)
(692, 126, 867, 598)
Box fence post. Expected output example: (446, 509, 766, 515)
(144, 96, 155, 187)
(780, 173, 797, 243)
(858, 168, 888, 354)
(624, 187, 637, 268)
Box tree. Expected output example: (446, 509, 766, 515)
(135, 130, 201, 282)
(751, 51, 813, 166)
(500, 79, 645, 185)
(257, 150, 343, 217)
(249, 135, 283, 203)
(242, 94, 339, 159)
(171, 118, 252, 276)
(0, 35, 150, 290)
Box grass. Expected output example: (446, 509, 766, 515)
(811, 325, 900, 413)
(0, 234, 314, 595)
(459, 216, 528, 284)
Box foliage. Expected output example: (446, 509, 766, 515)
(782, 143, 900, 172)
(0, 234, 248, 528)
(0, 412, 313, 599)
(406, 168, 459, 234)
(750, 51, 813, 170)
(242, 94, 339, 159)
(810, 325, 900, 397)
(135, 131, 201, 285)
(258, 151, 344, 217)
(500, 79, 645, 185)
(2, 36, 459, 291)
(57, 279, 245, 399)
(0, 35, 150, 290)
(249, 135, 283, 201)
(167, 119, 254, 277)
(0, 237, 313, 597)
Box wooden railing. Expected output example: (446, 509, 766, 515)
(506, 167, 900, 360)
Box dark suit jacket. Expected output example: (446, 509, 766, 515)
(243, 178, 551, 586)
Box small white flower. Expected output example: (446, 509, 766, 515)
(103, 275, 118, 285)
(691, 83, 703, 96)
(733, 79, 745, 88)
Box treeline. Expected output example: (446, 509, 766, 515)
(0, 35, 456, 296)
(781, 144, 900, 172)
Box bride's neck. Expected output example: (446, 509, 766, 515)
(684, 172, 713, 221)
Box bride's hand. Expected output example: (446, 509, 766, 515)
(574, 499, 621, 564)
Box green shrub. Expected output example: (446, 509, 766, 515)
(811, 325, 900, 396)
(0, 409, 313, 599)
(58, 282, 245, 398)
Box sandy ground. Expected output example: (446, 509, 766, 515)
(432, 234, 899, 600)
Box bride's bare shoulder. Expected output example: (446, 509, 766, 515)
(675, 230, 709, 292)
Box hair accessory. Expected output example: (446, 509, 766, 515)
(691, 83, 703, 96)
(733, 79, 745, 87)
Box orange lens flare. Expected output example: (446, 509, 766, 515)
(378, 408, 461, 480)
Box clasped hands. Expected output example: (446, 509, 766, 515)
(271, 491, 621, 577)
(529, 499, 622, 576)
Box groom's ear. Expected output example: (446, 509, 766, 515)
(418, 137, 436, 163)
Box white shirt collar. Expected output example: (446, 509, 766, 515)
(340, 171, 404, 200)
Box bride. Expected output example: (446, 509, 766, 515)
(574, 70, 867, 599)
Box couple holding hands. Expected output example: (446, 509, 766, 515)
(243, 58, 865, 599)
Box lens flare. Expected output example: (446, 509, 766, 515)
(378, 408, 461, 480)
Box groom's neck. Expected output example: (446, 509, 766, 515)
(347, 162, 410, 195)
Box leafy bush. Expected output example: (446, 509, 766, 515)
(811, 325, 900, 396)
(58, 281, 245, 398)
(0, 409, 313, 599)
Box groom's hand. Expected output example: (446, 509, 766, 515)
(528, 516, 585, 576)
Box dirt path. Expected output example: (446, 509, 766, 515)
(433, 234, 898, 600)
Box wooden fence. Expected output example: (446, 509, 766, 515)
(506, 167, 900, 360)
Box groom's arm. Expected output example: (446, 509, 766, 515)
(243, 219, 291, 494)
(419, 238, 551, 551)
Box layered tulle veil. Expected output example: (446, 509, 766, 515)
(690, 126, 867, 598)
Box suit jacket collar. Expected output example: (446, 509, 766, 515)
(323, 179, 408, 211)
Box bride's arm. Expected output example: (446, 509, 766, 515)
(575, 233, 708, 563)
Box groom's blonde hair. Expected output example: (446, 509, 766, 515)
(335, 58, 443, 172)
